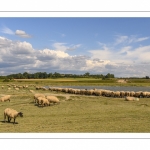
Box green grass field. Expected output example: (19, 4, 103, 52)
(2, 77, 150, 86)
(0, 78, 150, 132)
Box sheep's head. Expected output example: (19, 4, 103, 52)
(18, 112, 23, 117)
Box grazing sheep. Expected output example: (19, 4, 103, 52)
(35, 86, 42, 90)
(125, 91, 130, 97)
(41, 97, 50, 107)
(0, 95, 11, 102)
(36, 96, 44, 106)
(18, 86, 23, 89)
(120, 91, 125, 98)
(94, 89, 102, 96)
(37, 97, 50, 107)
(146, 92, 150, 98)
(105, 90, 112, 97)
(130, 91, 135, 97)
(1, 86, 4, 89)
(86, 89, 95, 95)
(46, 96, 60, 104)
(141, 91, 148, 98)
(114, 91, 120, 97)
(4, 108, 23, 124)
(34, 93, 45, 103)
(125, 96, 139, 101)
(15, 87, 19, 90)
(80, 89, 87, 95)
(101, 90, 109, 97)
(110, 91, 115, 97)
(56, 88, 63, 92)
(135, 91, 142, 98)
(63, 88, 69, 93)
(29, 90, 34, 93)
(76, 89, 81, 94)
(42, 87, 47, 91)
(68, 88, 73, 94)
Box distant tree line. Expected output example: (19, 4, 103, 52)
(0, 72, 115, 79)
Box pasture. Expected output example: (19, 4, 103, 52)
(0, 79, 150, 132)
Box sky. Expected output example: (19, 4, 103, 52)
(0, 17, 150, 77)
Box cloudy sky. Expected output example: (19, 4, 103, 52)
(0, 17, 150, 77)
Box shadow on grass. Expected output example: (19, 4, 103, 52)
(0, 120, 18, 124)
(34, 103, 58, 108)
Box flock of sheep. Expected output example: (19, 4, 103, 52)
(1, 83, 149, 124)
(0, 84, 60, 124)
(0, 94, 23, 124)
(44, 86, 146, 100)
(34, 93, 60, 107)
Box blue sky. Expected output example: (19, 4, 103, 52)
(0, 17, 150, 77)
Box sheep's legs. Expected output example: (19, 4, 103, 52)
(4, 114, 6, 122)
(8, 117, 10, 122)
(8, 117, 11, 122)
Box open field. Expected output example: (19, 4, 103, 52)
(3, 78, 150, 86)
(1, 79, 150, 132)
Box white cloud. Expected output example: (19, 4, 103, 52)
(15, 30, 31, 38)
(88, 46, 113, 61)
(114, 35, 149, 45)
(1, 26, 32, 38)
(136, 37, 149, 42)
(1, 26, 14, 35)
(53, 42, 81, 51)
(115, 35, 128, 45)
(1, 35, 150, 77)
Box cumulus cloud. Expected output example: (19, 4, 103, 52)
(15, 30, 31, 38)
(0, 36, 85, 75)
(87, 35, 150, 77)
(1, 26, 32, 38)
(1, 35, 150, 77)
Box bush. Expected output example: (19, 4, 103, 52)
(3, 79, 10, 82)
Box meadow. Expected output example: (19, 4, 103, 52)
(0, 78, 150, 133)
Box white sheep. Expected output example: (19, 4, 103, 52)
(36, 96, 44, 106)
(15, 87, 19, 90)
(34, 93, 45, 103)
(0, 95, 11, 102)
(125, 96, 139, 101)
(37, 97, 50, 107)
(41, 97, 50, 107)
(4, 108, 23, 124)
(46, 96, 60, 104)
(29, 90, 34, 93)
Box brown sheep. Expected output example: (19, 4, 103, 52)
(41, 97, 50, 107)
(94, 89, 102, 96)
(120, 91, 125, 98)
(34, 93, 45, 103)
(4, 108, 23, 124)
(37, 97, 50, 107)
(135, 91, 142, 98)
(125, 96, 139, 101)
(46, 96, 60, 104)
(0, 95, 11, 102)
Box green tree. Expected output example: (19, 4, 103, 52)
(84, 72, 90, 77)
